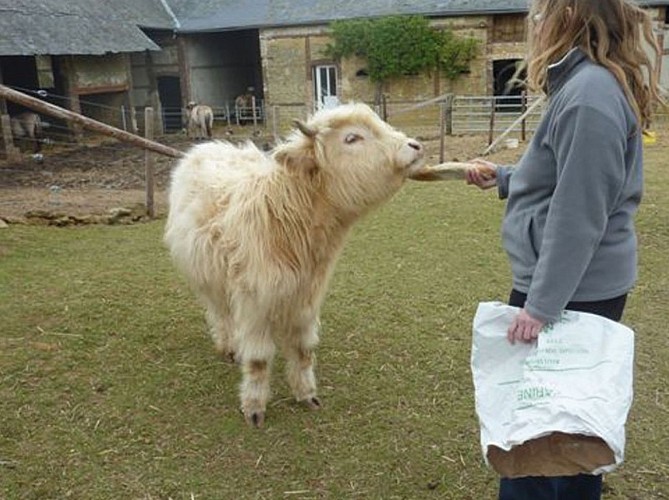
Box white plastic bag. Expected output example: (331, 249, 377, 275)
(471, 301, 635, 476)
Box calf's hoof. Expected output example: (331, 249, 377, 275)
(303, 396, 322, 411)
(244, 410, 265, 428)
(214, 345, 237, 364)
(240, 406, 265, 428)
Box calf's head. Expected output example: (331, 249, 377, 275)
(274, 103, 425, 216)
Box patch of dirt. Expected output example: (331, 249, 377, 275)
(0, 130, 523, 224)
(0, 135, 181, 221)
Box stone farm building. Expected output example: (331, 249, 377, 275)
(2, 0, 669, 133)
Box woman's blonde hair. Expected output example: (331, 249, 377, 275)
(527, 0, 664, 128)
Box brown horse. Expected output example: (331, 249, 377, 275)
(10, 112, 43, 153)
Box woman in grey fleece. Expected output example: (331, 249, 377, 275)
(466, 0, 664, 499)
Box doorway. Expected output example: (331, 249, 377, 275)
(493, 59, 526, 112)
(157, 76, 182, 132)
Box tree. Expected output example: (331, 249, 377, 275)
(326, 15, 479, 102)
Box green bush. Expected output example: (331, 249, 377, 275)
(326, 15, 479, 83)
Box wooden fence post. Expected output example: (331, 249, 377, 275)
(251, 96, 258, 130)
(130, 106, 138, 135)
(144, 107, 155, 218)
(521, 91, 528, 142)
(381, 93, 388, 121)
(488, 98, 497, 146)
(445, 94, 454, 136)
(1, 114, 21, 162)
(439, 101, 446, 164)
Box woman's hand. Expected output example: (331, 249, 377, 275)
(508, 308, 545, 344)
(465, 159, 497, 190)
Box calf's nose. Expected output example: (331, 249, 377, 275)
(408, 140, 422, 152)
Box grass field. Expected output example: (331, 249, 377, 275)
(1, 136, 668, 499)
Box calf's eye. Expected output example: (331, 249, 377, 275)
(344, 133, 362, 144)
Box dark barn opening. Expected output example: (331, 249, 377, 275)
(158, 76, 183, 132)
(1, 56, 40, 115)
(0, 56, 69, 145)
(493, 59, 527, 113)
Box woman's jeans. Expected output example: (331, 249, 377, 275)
(498, 290, 627, 500)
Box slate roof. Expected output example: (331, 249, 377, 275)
(168, 0, 669, 33)
(2, 0, 668, 55)
(0, 0, 173, 56)
(169, 0, 530, 33)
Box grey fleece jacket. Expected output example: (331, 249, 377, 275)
(496, 48, 643, 323)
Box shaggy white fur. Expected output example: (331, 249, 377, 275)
(164, 103, 424, 427)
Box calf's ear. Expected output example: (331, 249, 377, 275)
(274, 141, 318, 175)
(273, 119, 320, 175)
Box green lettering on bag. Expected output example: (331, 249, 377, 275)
(517, 386, 555, 402)
(524, 357, 560, 368)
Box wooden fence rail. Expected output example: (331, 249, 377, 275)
(0, 84, 184, 159)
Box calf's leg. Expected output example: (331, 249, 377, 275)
(237, 328, 276, 428)
(283, 320, 321, 410)
(205, 306, 236, 363)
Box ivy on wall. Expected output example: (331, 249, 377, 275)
(325, 15, 480, 83)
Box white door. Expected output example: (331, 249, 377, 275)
(313, 65, 339, 110)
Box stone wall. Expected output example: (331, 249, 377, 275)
(260, 15, 532, 132)
(260, 9, 668, 133)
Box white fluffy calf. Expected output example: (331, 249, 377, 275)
(11, 112, 43, 153)
(164, 103, 424, 427)
(185, 102, 214, 140)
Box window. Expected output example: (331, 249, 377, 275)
(313, 65, 339, 110)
